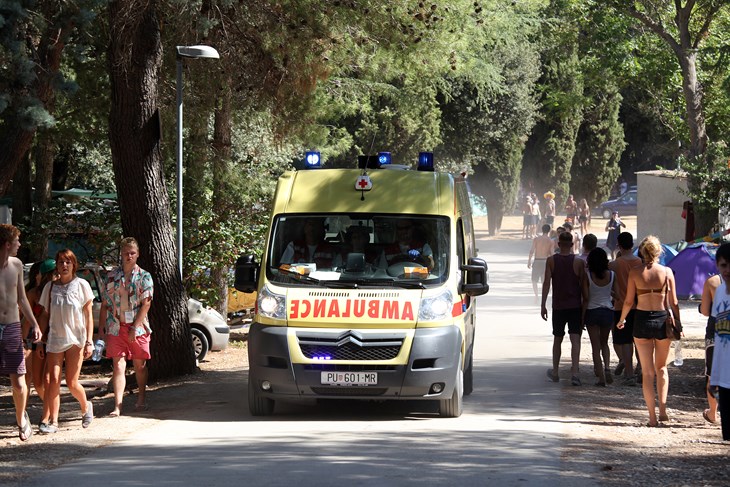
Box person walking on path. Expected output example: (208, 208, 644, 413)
(528, 224, 557, 299)
(99, 237, 154, 416)
(564, 195, 578, 226)
(700, 273, 721, 424)
(543, 191, 556, 227)
(21, 259, 56, 403)
(578, 198, 590, 237)
(582, 248, 616, 386)
(530, 193, 541, 238)
(0, 224, 42, 441)
(577, 234, 597, 265)
(605, 211, 626, 259)
(38, 249, 95, 433)
(609, 232, 643, 385)
(616, 235, 681, 427)
(541, 232, 586, 385)
(709, 243, 730, 441)
(521, 196, 532, 239)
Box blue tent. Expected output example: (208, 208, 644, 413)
(633, 243, 679, 266)
(668, 243, 719, 300)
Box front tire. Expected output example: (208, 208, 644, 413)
(439, 354, 464, 418)
(191, 327, 209, 361)
(602, 208, 611, 219)
(248, 373, 275, 416)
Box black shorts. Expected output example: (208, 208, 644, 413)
(546, 215, 555, 226)
(633, 309, 669, 340)
(612, 309, 635, 345)
(578, 215, 588, 223)
(552, 307, 582, 337)
(585, 307, 614, 327)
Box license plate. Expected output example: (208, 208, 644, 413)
(320, 371, 378, 386)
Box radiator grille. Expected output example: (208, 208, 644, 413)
(297, 330, 404, 361)
(311, 387, 387, 396)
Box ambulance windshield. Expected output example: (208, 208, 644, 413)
(266, 214, 450, 286)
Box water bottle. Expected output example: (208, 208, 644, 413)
(92, 339, 105, 362)
(673, 340, 683, 366)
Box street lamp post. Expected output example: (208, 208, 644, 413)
(176, 45, 220, 278)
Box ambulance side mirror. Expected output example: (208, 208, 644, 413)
(234, 254, 259, 293)
(460, 257, 489, 296)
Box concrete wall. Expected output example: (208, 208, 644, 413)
(636, 170, 688, 244)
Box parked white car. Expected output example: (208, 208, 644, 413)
(76, 264, 229, 361)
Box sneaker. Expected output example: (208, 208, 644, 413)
(614, 362, 625, 376)
(82, 402, 93, 428)
(39, 422, 59, 434)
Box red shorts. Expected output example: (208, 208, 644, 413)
(106, 323, 151, 360)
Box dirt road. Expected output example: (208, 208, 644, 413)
(1, 213, 726, 486)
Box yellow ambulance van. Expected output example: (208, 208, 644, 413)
(234, 153, 489, 417)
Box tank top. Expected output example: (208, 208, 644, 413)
(552, 254, 581, 310)
(586, 271, 614, 310)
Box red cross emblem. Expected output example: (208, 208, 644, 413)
(355, 175, 372, 191)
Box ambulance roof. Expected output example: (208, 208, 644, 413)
(273, 168, 458, 216)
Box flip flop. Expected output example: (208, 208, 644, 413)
(18, 411, 32, 442)
(108, 410, 120, 418)
(703, 409, 717, 424)
(546, 368, 559, 382)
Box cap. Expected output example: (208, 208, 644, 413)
(40, 259, 56, 275)
(612, 210, 619, 214)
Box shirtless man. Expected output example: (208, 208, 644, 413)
(0, 224, 42, 441)
(608, 232, 643, 385)
(528, 224, 556, 298)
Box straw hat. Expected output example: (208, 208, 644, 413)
(543, 191, 555, 199)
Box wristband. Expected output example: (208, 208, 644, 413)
(85, 341, 93, 346)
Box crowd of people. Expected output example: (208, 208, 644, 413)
(529, 209, 730, 439)
(0, 224, 153, 441)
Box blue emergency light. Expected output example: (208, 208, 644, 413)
(378, 152, 392, 165)
(418, 151, 434, 171)
(305, 151, 322, 168)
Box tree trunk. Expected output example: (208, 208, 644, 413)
(11, 153, 33, 261)
(211, 83, 233, 316)
(31, 132, 56, 260)
(0, 4, 72, 197)
(108, 0, 194, 379)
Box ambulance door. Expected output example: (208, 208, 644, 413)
(457, 218, 475, 395)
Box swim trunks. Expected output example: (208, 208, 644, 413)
(0, 322, 26, 375)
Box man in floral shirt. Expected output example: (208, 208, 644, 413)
(99, 237, 153, 416)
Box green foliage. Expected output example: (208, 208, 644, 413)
(19, 196, 122, 264)
(570, 81, 625, 207)
(678, 142, 730, 228)
(182, 111, 296, 302)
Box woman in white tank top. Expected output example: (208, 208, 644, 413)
(582, 248, 617, 386)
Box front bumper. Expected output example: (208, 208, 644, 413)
(247, 322, 462, 400)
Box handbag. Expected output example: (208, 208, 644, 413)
(663, 273, 682, 340)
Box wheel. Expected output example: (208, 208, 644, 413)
(463, 351, 474, 396)
(602, 208, 611, 219)
(439, 354, 463, 418)
(248, 372, 275, 416)
(191, 327, 209, 361)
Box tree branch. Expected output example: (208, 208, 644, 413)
(693, 4, 722, 49)
(624, 4, 681, 55)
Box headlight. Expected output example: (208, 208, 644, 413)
(418, 290, 453, 322)
(258, 285, 286, 319)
